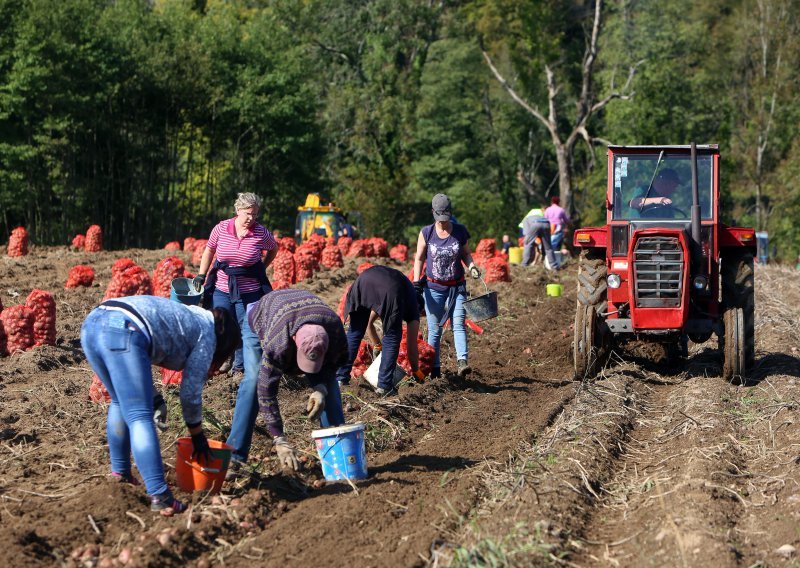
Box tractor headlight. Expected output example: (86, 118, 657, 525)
(607, 274, 622, 289)
(692, 275, 708, 290)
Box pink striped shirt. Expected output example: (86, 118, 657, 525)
(206, 218, 277, 294)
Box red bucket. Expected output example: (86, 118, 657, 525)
(175, 438, 233, 494)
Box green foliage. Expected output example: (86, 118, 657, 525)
(0, 0, 798, 256)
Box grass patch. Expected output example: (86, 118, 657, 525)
(450, 521, 560, 567)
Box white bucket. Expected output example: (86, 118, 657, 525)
(363, 352, 406, 389)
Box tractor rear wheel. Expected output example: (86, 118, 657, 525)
(574, 250, 609, 379)
(720, 252, 755, 383)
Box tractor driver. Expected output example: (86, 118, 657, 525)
(628, 168, 684, 218)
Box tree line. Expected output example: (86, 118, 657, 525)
(1, 0, 799, 259)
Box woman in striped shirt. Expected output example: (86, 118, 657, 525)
(195, 192, 278, 465)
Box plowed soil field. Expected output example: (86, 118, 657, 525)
(1, 246, 798, 567)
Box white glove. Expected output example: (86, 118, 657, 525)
(469, 265, 481, 279)
(274, 436, 300, 471)
(306, 385, 328, 421)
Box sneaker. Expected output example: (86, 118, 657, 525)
(150, 490, 187, 514)
(219, 359, 233, 374)
(110, 471, 139, 486)
(457, 360, 472, 377)
(338, 378, 350, 388)
(430, 367, 441, 379)
(375, 387, 398, 397)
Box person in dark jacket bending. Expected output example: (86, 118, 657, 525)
(336, 265, 425, 396)
(236, 289, 347, 472)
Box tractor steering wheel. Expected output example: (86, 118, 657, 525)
(639, 202, 689, 219)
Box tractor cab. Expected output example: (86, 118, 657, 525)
(295, 193, 354, 243)
(573, 144, 756, 383)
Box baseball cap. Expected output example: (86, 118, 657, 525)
(656, 168, 681, 184)
(294, 324, 329, 374)
(431, 194, 452, 222)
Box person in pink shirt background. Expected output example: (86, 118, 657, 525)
(195, 192, 278, 467)
(544, 196, 570, 250)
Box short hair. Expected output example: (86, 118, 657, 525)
(551, 196, 560, 205)
(234, 192, 262, 211)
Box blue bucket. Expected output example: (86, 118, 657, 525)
(170, 277, 203, 305)
(312, 423, 368, 482)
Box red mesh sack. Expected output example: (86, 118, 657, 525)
(0, 305, 35, 354)
(350, 341, 373, 379)
(337, 237, 352, 257)
(484, 257, 512, 283)
(397, 327, 436, 377)
(25, 289, 56, 347)
(518, 236, 524, 247)
(271, 249, 296, 284)
(164, 241, 181, 251)
(89, 374, 111, 403)
(347, 239, 369, 258)
(192, 240, 208, 266)
(103, 264, 153, 300)
(161, 367, 183, 385)
(71, 234, 86, 250)
(357, 262, 375, 275)
(389, 244, 409, 262)
(321, 244, 344, 269)
(7, 227, 29, 257)
(307, 234, 326, 254)
(337, 284, 352, 321)
(279, 237, 296, 253)
(271, 279, 291, 290)
(85, 225, 103, 252)
(152, 256, 186, 298)
(183, 237, 197, 252)
(368, 237, 389, 257)
(112, 258, 136, 276)
(65, 265, 95, 288)
(295, 244, 320, 282)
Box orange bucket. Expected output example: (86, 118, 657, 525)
(175, 437, 233, 494)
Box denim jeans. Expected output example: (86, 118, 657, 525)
(213, 290, 262, 371)
(80, 308, 167, 496)
(215, 289, 263, 463)
(424, 284, 468, 367)
(335, 309, 402, 390)
(308, 374, 345, 427)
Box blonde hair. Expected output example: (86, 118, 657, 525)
(234, 192, 262, 211)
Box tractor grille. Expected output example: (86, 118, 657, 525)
(633, 236, 684, 308)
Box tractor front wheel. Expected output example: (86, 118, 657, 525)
(720, 252, 755, 384)
(574, 251, 609, 379)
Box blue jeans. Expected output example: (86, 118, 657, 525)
(424, 285, 468, 367)
(80, 308, 167, 496)
(214, 289, 263, 463)
(214, 289, 262, 372)
(308, 375, 345, 427)
(335, 309, 402, 390)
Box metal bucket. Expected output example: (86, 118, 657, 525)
(464, 279, 499, 322)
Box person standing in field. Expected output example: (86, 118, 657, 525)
(544, 196, 570, 250)
(413, 194, 481, 379)
(336, 265, 425, 396)
(194, 193, 278, 466)
(80, 296, 240, 514)
(232, 289, 347, 474)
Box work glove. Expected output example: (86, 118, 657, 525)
(153, 394, 167, 432)
(469, 265, 481, 279)
(190, 430, 212, 464)
(413, 280, 425, 294)
(372, 343, 382, 360)
(274, 436, 300, 471)
(306, 385, 328, 421)
(192, 274, 206, 292)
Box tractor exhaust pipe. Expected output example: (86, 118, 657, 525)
(690, 142, 702, 257)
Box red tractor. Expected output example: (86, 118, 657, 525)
(573, 144, 756, 382)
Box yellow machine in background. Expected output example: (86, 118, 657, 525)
(295, 193, 356, 242)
